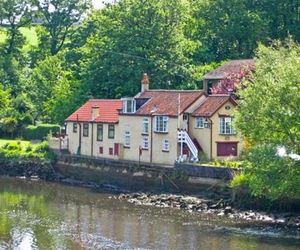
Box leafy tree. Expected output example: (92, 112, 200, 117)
(236, 39, 300, 154)
(33, 0, 91, 56)
(0, 84, 11, 119)
(81, 0, 198, 98)
(257, 0, 300, 42)
(192, 0, 267, 62)
(233, 40, 300, 201)
(26, 55, 87, 124)
(232, 144, 300, 200)
(0, 0, 32, 55)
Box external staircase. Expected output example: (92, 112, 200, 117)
(177, 130, 198, 162)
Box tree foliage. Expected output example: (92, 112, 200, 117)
(233, 40, 300, 201)
(236, 40, 300, 154)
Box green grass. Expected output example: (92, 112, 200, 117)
(0, 26, 38, 49)
(0, 139, 31, 148)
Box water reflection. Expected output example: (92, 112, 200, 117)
(0, 177, 299, 249)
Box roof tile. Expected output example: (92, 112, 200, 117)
(203, 59, 255, 80)
(135, 90, 204, 116)
(66, 99, 123, 123)
(192, 95, 236, 117)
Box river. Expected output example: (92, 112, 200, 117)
(0, 177, 299, 250)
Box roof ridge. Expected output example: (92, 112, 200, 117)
(145, 89, 203, 92)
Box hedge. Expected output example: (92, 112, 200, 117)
(24, 124, 60, 140)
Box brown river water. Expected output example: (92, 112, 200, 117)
(0, 177, 299, 250)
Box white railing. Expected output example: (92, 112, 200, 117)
(177, 130, 198, 161)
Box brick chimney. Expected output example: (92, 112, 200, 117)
(91, 106, 99, 121)
(141, 73, 149, 92)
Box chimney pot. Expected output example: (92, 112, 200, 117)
(91, 106, 99, 120)
(141, 73, 149, 92)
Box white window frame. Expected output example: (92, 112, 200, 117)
(195, 117, 205, 128)
(142, 117, 149, 134)
(141, 136, 149, 149)
(122, 98, 136, 113)
(219, 117, 236, 135)
(162, 139, 170, 152)
(155, 116, 169, 133)
(124, 131, 131, 147)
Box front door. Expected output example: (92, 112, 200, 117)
(182, 114, 188, 131)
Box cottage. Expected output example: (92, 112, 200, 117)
(61, 60, 253, 165)
(119, 74, 206, 165)
(65, 99, 123, 159)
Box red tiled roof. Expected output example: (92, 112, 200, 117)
(135, 90, 204, 116)
(203, 59, 255, 80)
(192, 95, 237, 117)
(65, 99, 123, 123)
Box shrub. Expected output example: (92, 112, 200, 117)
(231, 144, 300, 201)
(24, 124, 60, 140)
(34, 141, 49, 153)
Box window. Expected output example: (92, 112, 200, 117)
(195, 117, 204, 128)
(109, 148, 113, 155)
(108, 124, 115, 139)
(217, 142, 238, 156)
(141, 136, 149, 149)
(220, 117, 236, 135)
(122, 98, 136, 113)
(97, 124, 103, 141)
(73, 123, 78, 133)
(162, 139, 170, 152)
(142, 117, 149, 134)
(83, 123, 89, 137)
(99, 147, 103, 154)
(155, 116, 168, 133)
(124, 131, 131, 148)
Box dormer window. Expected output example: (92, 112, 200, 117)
(122, 98, 136, 113)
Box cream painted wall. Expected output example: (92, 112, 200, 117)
(66, 122, 121, 159)
(189, 117, 211, 160)
(119, 115, 179, 165)
(190, 100, 243, 161)
(66, 122, 79, 154)
(210, 101, 243, 160)
(92, 123, 120, 159)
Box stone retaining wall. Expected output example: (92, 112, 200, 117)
(55, 154, 237, 193)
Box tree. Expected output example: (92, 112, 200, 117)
(0, 0, 32, 55)
(80, 0, 198, 99)
(192, 0, 267, 62)
(236, 40, 300, 154)
(0, 84, 11, 119)
(26, 55, 87, 124)
(233, 40, 300, 200)
(33, 0, 91, 56)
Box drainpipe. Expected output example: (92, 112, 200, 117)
(208, 117, 213, 160)
(91, 122, 94, 157)
(77, 114, 81, 155)
(150, 115, 153, 164)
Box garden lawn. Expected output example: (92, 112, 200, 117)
(0, 139, 31, 148)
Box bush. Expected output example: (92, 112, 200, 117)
(231, 144, 300, 201)
(24, 124, 60, 140)
(34, 141, 49, 153)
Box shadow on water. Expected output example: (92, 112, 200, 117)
(0, 177, 299, 250)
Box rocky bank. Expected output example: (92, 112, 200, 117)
(117, 192, 300, 230)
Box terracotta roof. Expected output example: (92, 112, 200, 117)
(203, 59, 255, 80)
(66, 99, 123, 123)
(135, 90, 204, 116)
(192, 95, 237, 117)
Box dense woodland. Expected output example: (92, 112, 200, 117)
(0, 0, 299, 127)
(0, 0, 299, 201)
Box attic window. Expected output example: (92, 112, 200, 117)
(225, 105, 231, 110)
(122, 98, 136, 113)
